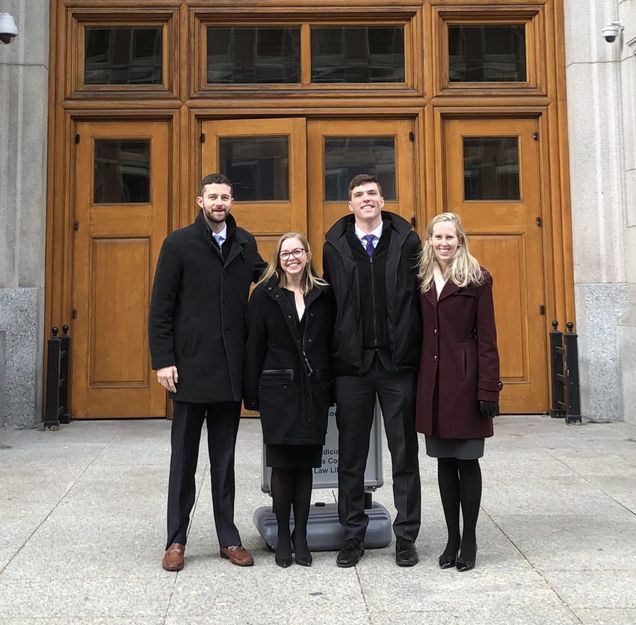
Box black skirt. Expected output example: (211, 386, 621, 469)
(266, 444, 323, 468)
(425, 436, 484, 460)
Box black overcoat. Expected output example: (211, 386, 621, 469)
(322, 211, 422, 375)
(244, 279, 335, 446)
(415, 270, 501, 439)
(148, 212, 265, 403)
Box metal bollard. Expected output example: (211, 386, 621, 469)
(43, 325, 72, 430)
(549, 321, 565, 418)
(564, 322, 582, 424)
(44, 327, 62, 430)
(548, 320, 582, 424)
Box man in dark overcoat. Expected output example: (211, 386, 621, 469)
(323, 173, 422, 568)
(149, 173, 265, 571)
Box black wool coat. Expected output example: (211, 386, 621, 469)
(244, 279, 335, 446)
(323, 211, 422, 375)
(148, 212, 265, 403)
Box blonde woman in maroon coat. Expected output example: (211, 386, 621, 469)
(415, 213, 501, 572)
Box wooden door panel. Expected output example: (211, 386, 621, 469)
(470, 235, 528, 382)
(201, 118, 307, 264)
(443, 118, 548, 413)
(73, 121, 169, 418)
(90, 237, 150, 385)
(307, 119, 415, 274)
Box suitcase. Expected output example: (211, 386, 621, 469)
(253, 402, 393, 551)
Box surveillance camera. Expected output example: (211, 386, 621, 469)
(0, 13, 18, 44)
(601, 20, 624, 43)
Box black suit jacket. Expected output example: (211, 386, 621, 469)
(149, 212, 265, 403)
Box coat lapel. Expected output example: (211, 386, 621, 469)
(438, 280, 460, 302)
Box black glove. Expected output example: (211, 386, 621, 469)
(479, 400, 499, 419)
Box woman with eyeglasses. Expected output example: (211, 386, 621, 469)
(244, 232, 334, 568)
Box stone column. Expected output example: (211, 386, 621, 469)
(618, 2, 636, 425)
(564, 0, 631, 421)
(0, 1, 49, 428)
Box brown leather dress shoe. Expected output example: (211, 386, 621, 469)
(162, 543, 185, 571)
(220, 545, 254, 567)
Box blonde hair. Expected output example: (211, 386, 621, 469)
(257, 232, 328, 295)
(417, 213, 484, 293)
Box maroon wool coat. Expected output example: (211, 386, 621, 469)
(415, 270, 501, 439)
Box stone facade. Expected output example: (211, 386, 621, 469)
(564, 0, 636, 424)
(0, 0, 634, 425)
(0, 1, 49, 428)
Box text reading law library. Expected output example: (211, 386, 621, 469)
(45, 1, 574, 418)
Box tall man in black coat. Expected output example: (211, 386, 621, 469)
(149, 173, 266, 571)
(323, 174, 422, 568)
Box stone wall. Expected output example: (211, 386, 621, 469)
(0, 1, 49, 427)
(564, 0, 635, 423)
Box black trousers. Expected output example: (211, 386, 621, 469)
(335, 360, 421, 543)
(166, 400, 242, 549)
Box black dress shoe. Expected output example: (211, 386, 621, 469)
(395, 538, 419, 567)
(438, 551, 457, 569)
(455, 555, 475, 572)
(336, 539, 364, 568)
(291, 530, 312, 566)
(275, 553, 293, 568)
(275, 537, 293, 568)
(456, 544, 477, 572)
(295, 551, 313, 567)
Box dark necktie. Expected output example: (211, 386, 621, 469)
(363, 234, 375, 257)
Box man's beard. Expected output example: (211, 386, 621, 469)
(203, 208, 227, 224)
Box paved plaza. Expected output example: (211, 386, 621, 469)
(0, 415, 635, 624)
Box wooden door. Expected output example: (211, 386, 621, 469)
(72, 121, 169, 418)
(443, 117, 548, 413)
(307, 119, 416, 272)
(201, 118, 307, 262)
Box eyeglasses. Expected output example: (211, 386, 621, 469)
(279, 248, 306, 261)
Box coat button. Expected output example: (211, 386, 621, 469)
(224, 329, 229, 335)
(433, 355, 438, 361)
(308, 338, 312, 343)
(287, 315, 292, 319)
(433, 328, 438, 334)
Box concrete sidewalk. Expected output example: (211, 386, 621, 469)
(0, 415, 635, 625)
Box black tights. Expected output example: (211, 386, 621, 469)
(270, 467, 313, 558)
(437, 457, 482, 562)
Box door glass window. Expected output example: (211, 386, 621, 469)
(207, 27, 300, 84)
(311, 27, 405, 83)
(449, 25, 526, 82)
(85, 28, 163, 85)
(94, 140, 150, 203)
(220, 137, 289, 201)
(463, 137, 520, 201)
(324, 137, 396, 201)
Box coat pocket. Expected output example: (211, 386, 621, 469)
(260, 369, 294, 385)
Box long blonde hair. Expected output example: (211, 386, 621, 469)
(257, 232, 328, 295)
(417, 213, 484, 293)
